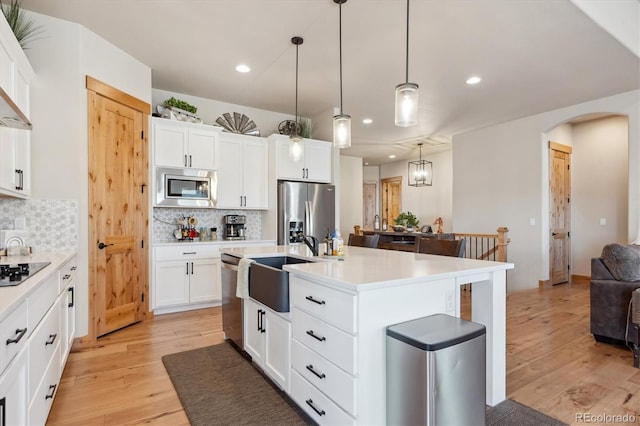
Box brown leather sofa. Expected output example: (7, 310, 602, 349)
(590, 243, 640, 367)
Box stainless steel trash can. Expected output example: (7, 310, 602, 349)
(386, 313, 486, 425)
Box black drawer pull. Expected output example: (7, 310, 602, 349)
(305, 399, 325, 416)
(305, 296, 326, 305)
(62, 274, 71, 280)
(68, 286, 75, 308)
(306, 364, 326, 379)
(45, 384, 57, 399)
(45, 334, 57, 345)
(306, 330, 326, 342)
(70, 266, 77, 271)
(6, 328, 27, 345)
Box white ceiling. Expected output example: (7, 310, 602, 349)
(20, 0, 640, 165)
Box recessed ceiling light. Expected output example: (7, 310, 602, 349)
(235, 64, 251, 73)
(362, 118, 373, 124)
(466, 76, 482, 85)
(389, 154, 396, 159)
(364, 162, 369, 166)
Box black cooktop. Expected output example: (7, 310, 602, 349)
(0, 262, 51, 287)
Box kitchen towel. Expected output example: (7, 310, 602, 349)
(236, 258, 255, 299)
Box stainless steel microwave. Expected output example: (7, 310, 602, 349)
(155, 167, 217, 208)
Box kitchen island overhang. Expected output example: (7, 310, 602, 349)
(221, 244, 514, 423)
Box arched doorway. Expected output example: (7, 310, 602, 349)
(543, 114, 629, 283)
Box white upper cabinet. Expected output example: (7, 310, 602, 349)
(152, 118, 220, 170)
(0, 19, 34, 199)
(270, 134, 332, 183)
(217, 132, 268, 209)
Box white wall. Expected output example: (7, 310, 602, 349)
(453, 90, 639, 292)
(380, 150, 453, 232)
(572, 115, 628, 274)
(26, 11, 152, 337)
(339, 155, 363, 238)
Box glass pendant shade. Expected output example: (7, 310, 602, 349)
(289, 134, 303, 161)
(333, 114, 351, 148)
(395, 82, 419, 127)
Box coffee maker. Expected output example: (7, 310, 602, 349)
(223, 215, 246, 240)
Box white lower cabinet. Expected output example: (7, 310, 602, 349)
(153, 245, 221, 311)
(0, 348, 28, 426)
(289, 276, 357, 425)
(243, 298, 291, 392)
(0, 254, 77, 426)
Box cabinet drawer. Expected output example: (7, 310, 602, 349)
(292, 308, 356, 375)
(155, 244, 220, 261)
(290, 277, 356, 333)
(290, 370, 355, 426)
(59, 257, 78, 291)
(29, 302, 60, 402)
(28, 274, 58, 334)
(291, 339, 357, 416)
(29, 342, 61, 426)
(0, 300, 28, 374)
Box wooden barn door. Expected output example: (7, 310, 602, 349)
(381, 176, 402, 227)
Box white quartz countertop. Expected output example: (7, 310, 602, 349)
(155, 239, 276, 246)
(221, 245, 514, 291)
(0, 252, 76, 321)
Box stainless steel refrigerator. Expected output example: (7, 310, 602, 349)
(278, 181, 335, 245)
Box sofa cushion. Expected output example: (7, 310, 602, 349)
(601, 243, 640, 282)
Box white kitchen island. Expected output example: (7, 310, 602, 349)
(221, 244, 514, 425)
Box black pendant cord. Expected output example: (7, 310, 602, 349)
(291, 36, 303, 136)
(295, 42, 299, 129)
(339, 1, 344, 115)
(405, 0, 410, 84)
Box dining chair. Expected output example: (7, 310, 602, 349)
(348, 233, 380, 248)
(415, 237, 466, 258)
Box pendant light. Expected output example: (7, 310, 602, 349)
(333, 0, 351, 148)
(395, 0, 419, 127)
(289, 36, 304, 162)
(408, 143, 432, 186)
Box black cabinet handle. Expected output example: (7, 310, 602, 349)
(305, 295, 325, 305)
(70, 266, 77, 271)
(305, 399, 325, 416)
(306, 364, 326, 379)
(45, 384, 57, 400)
(189, 155, 192, 167)
(306, 330, 326, 342)
(62, 274, 71, 280)
(260, 310, 266, 333)
(186, 263, 189, 275)
(45, 334, 57, 346)
(68, 287, 75, 308)
(184, 154, 188, 167)
(191, 262, 194, 275)
(257, 309, 262, 332)
(6, 328, 27, 345)
(1, 396, 5, 426)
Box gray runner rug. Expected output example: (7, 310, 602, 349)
(162, 343, 567, 426)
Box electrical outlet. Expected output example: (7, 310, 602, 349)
(445, 289, 455, 312)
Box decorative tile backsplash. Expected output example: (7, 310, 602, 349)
(0, 198, 78, 252)
(0, 199, 265, 250)
(153, 208, 263, 243)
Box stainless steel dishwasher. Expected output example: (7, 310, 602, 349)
(221, 253, 243, 350)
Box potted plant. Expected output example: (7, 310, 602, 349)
(394, 211, 420, 232)
(1, 0, 43, 50)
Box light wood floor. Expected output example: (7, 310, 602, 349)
(47, 282, 640, 425)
